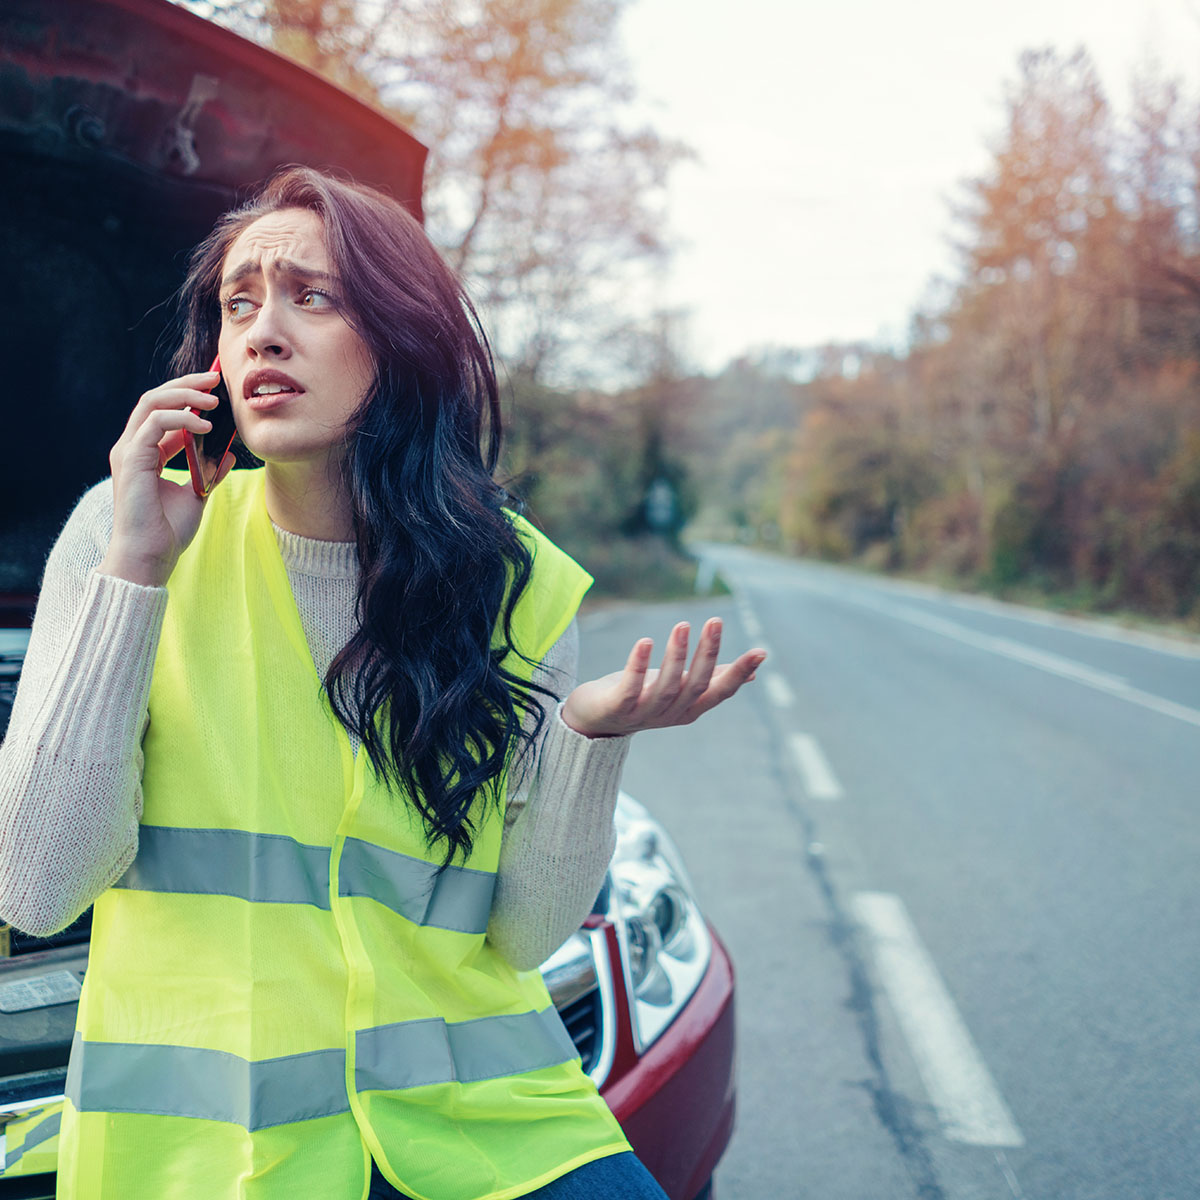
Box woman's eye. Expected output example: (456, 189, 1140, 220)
(300, 289, 333, 309)
(223, 296, 252, 319)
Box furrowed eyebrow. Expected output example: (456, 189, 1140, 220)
(219, 258, 338, 293)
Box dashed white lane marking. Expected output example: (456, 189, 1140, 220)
(788, 733, 843, 800)
(994, 1149, 1028, 1199)
(736, 599, 763, 639)
(853, 892, 1025, 1148)
(693, 557, 714, 594)
(764, 672, 794, 708)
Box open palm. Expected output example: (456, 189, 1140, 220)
(561, 618, 766, 739)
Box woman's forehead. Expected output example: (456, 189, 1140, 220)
(223, 208, 329, 272)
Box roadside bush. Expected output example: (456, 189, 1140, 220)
(903, 489, 985, 577)
(500, 373, 703, 600)
(987, 454, 1077, 589)
(785, 419, 943, 568)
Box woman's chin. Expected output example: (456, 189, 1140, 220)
(241, 434, 339, 469)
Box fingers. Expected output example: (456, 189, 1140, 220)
(680, 617, 721, 701)
(649, 622, 690, 711)
(713, 649, 767, 698)
(100, 371, 225, 589)
(650, 617, 727, 717)
(127, 371, 220, 424)
(114, 408, 211, 493)
(137, 408, 212, 459)
(609, 618, 768, 734)
(115, 373, 219, 469)
(633, 618, 753, 722)
(618, 637, 654, 709)
(156, 429, 188, 472)
(673, 637, 766, 723)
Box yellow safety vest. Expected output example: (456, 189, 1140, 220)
(1, 1101, 62, 1179)
(57, 469, 628, 1200)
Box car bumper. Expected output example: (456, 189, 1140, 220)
(601, 926, 736, 1200)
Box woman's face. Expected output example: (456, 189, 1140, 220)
(216, 207, 376, 469)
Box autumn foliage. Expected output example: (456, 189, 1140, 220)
(768, 49, 1200, 623)
(180, 7, 1200, 615)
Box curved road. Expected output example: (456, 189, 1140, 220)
(578, 546, 1200, 1200)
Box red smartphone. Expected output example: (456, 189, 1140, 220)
(183, 354, 238, 498)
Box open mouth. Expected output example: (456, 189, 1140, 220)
(242, 369, 305, 410)
(244, 385, 303, 411)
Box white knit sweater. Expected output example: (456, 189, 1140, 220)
(0, 480, 630, 969)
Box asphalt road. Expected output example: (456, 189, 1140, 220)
(577, 546, 1200, 1200)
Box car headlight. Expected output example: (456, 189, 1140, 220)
(608, 793, 712, 1051)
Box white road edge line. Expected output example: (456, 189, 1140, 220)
(577, 611, 619, 633)
(826, 589, 1200, 732)
(788, 733, 843, 800)
(869, 571, 1200, 660)
(853, 891, 1025, 1148)
(765, 672, 795, 708)
(891, 605, 1127, 689)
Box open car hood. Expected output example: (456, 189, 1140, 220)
(0, 0, 425, 214)
(0, 0, 426, 606)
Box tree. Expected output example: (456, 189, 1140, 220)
(1118, 67, 1200, 365)
(174, 0, 687, 381)
(952, 47, 1123, 448)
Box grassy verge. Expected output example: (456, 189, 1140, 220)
(572, 536, 731, 612)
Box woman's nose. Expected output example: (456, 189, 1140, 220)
(246, 296, 292, 358)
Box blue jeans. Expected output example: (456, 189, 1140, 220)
(367, 1152, 670, 1199)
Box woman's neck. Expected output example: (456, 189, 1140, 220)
(263, 458, 355, 542)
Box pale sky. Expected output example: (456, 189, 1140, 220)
(619, 0, 1200, 373)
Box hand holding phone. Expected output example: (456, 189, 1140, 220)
(183, 354, 238, 498)
(100, 363, 237, 587)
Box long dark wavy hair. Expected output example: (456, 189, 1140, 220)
(169, 166, 559, 865)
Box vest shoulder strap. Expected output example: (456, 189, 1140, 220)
(504, 511, 593, 664)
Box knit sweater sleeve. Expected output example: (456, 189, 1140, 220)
(0, 480, 166, 937)
(486, 620, 631, 971)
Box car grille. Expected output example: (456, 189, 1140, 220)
(2, 910, 92, 960)
(0, 649, 23, 741)
(558, 986, 601, 1075)
(0, 1169, 57, 1198)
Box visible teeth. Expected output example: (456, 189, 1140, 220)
(253, 383, 294, 395)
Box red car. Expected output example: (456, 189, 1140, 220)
(0, 2, 735, 1196)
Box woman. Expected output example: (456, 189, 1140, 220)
(0, 167, 764, 1200)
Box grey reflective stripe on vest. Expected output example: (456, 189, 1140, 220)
(355, 1007, 579, 1092)
(116, 826, 331, 908)
(116, 827, 496, 931)
(66, 1032, 351, 1131)
(66, 1008, 579, 1129)
(337, 838, 496, 934)
(3, 1109, 61, 1172)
